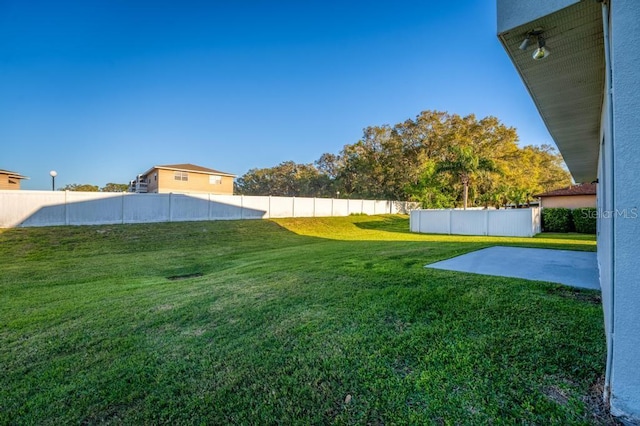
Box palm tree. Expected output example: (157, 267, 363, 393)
(437, 146, 497, 209)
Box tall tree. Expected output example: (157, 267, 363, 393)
(436, 146, 497, 209)
(100, 183, 129, 192)
(235, 161, 333, 197)
(233, 110, 572, 204)
(59, 184, 99, 192)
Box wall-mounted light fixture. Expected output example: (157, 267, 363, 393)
(532, 35, 550, 60)
(519, 29, 551, 60)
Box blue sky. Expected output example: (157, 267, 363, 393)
(1, 0, 553, 190)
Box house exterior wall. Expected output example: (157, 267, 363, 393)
(498, 0, 640, 421)
(146, 168, 234, 195)
(605, 0, 640, 419)
(0, 173, 21, 190)
(497, 0, 578, 34)
(540, 195, 596, 209)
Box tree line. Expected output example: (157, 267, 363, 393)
(235, 110, 572, 208)
(59, 183, 129, 192)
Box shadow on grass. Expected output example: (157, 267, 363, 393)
(354, 215, 412, 234)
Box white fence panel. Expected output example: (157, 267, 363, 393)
(123, 193, 170, 223)
(208, 195, 244, 220)
(410, 210, 420, 232)
(451, 210, 487, 235)
(487, 208, 536, 237)
(374, 200, 390, 215)
(411, 210, 452, 234)
(293, 197, 315, 218)
(410, 208, 541, 237)
(237, 196, 268, 219)
(0, 191, 417, 228)
(66, 192, 123, 225)
(533, 207, 541, 234)
(362, 200, 376, 215)
(332, 199, 349, 216)
(347, 199, 363, 215)
(314, 198, 334, 217)
(169, 194, 209, 222)
(1, 191, 67, 228)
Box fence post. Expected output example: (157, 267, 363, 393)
(292, 197, 295, 218)
(484, 210, 489, 236)
(64, 191, 69, 225)
(121, 193, 125, 224)
(240, 195, 244, 219)
(169, 193, 173, 222)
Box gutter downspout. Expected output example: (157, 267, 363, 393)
(601, 0, 615, 403)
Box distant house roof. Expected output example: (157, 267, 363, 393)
(535, 183, 597, 198)
(0, 169, 29, 180)
(142, 163, 235, 177)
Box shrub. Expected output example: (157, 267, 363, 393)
(572, 208, 597, 234)
(542, 208, 574, 232)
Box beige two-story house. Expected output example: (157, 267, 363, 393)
(130, 164, 235, 194)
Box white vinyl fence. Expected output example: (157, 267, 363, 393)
(0, 191, 418, 228)
(410, 208, 541, 237)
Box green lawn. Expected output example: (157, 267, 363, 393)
(0, 215, 609, 424)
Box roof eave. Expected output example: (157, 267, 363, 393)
(497, 1, 605, 183)
(141, 165, 236, 178)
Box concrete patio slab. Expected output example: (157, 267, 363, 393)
(425, 246, 599, 290)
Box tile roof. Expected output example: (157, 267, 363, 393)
(535, 182, 597, 198)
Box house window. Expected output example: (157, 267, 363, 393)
(174, 171, 188, 181)
(209, 175, 222, 185)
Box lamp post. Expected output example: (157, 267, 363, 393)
(49, 170, 57, 191)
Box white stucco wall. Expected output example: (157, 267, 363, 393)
(607, 0, 640, 419)
(497, 0, 578, 33)
(498, 0, 640, 421)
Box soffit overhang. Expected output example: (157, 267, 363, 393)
(498, 1, 605, 183)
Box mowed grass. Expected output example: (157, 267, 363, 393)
(0, 215, 606, 424)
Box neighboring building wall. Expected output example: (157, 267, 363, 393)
(603, 0, 640, 419)
(0, 174, 21, 190)
(146, 170, 159, 193)
(153, 168, 233, 194)
(540, 195, 596, 209)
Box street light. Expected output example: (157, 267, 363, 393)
(49, 170, 57, 191)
